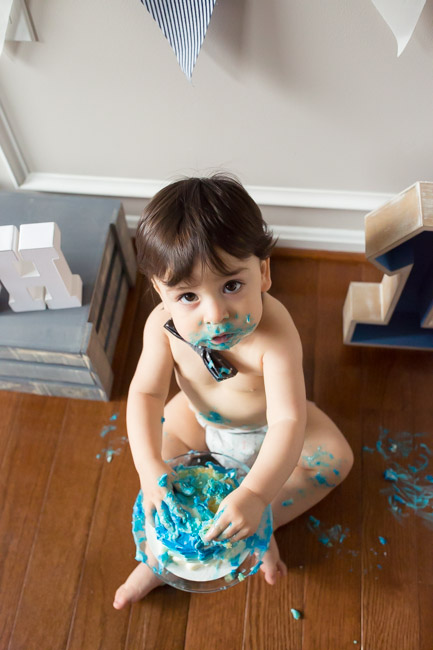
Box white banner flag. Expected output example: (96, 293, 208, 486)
(0, 0, 14, 57)
(371, 0, 426, 56)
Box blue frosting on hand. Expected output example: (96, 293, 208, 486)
(132, 461, 273, 581)
(154, 463, 240, 561)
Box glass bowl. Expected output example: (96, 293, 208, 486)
(132, 450, 273, 593)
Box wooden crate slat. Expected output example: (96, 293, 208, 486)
(106, 275, 129, 363)
(0, 377, 106, 400)
(97, 252, 122, 347)
(113, 204, 137, 286)
(0, 359, 97, 384)
(0, 346, 88, 366)
(88, 227, 116, 324)
(82, 326, 114, 398)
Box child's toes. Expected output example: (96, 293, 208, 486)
(260, 558, 277, 585)
(113, 585, 129, 610)
(277, 558, 288, 576)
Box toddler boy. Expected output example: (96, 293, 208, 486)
(113, 174, 353, 608)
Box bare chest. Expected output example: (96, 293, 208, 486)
(169, 338, 267, 426)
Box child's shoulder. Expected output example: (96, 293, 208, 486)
(259, 294, 301, 347)
(261, 293, 295, 330)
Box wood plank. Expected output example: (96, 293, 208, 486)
(0, 390, 21, 472)
(302, 259, 364, 649)
(419, 584, 433, 650)
(0, 394, 68, 649)
(126, 587, 190, 650)
(406, 349, 433, 649)
(184, 585, 247, 650)
(410, 354, 433, 590)
(359, 261, 423, 650)
(7, 400, 112, 650)
(65, 401, 138, 650)
(243, 525, 304, 650)
(360, 349, 420, 650)
(65, 282, 143, 649)
(361, 401, 420, 649)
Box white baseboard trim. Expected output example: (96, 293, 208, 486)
(271, 224, 365, 252)
(0, 168, 373, 251)
(20, 172, 392, 213)
(126, 215, 365, 253)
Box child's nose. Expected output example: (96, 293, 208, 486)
(204, 298, 229, 325)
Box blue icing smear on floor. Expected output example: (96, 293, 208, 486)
(307, 516, 350, 547)
(364, 427, 433, 528)
(96, 414, 128, 463)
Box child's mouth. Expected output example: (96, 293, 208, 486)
(211, 333, 232, 345)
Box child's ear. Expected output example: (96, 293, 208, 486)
(260, 258, 272, 292)
(151, 277, 162, 298)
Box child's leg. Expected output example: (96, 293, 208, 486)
(260, 401, 354, 584)
(271, 401, 354, 528)
(113, 391, 207, 609)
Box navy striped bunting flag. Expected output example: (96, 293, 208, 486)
(141, 0, 216, 79)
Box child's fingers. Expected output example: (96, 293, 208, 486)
(204, 511, 228, 541)
(222, 525, 249, 542)
(145, 505, 157, 527)
(157, 500, 176, 532)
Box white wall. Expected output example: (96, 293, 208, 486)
(1, 0, 433, 250)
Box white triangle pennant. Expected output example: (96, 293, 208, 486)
(142, 0, 217, 79)
(371, 0, 426, 56)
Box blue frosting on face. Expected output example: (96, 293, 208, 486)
(189, 320, 256, 350)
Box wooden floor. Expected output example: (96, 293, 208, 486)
(1, 250, 432, 650)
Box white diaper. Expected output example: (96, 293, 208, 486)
(194, 412, 267, 468)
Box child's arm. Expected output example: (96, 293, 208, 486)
(126, 305, 175, 522)
(205, 312, 306, 542)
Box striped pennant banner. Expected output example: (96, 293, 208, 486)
(141, 0, 217, 79)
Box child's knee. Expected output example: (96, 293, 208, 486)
(334, 436, 354, 482)
(299, 432, 354, 485)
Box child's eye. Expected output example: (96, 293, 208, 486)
(223, 280, 243, 294)
(178, 292, 198, 304)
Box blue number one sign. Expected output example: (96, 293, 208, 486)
(343, 182, 433, 350)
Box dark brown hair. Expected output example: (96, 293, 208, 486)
(135, 173, 276, 285)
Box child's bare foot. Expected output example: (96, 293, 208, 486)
(259, 535, 287, 585)
(113, 562, 163, 609)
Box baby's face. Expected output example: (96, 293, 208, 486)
(153, 251, 271, 350)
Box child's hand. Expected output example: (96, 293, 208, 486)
(203, 485, 267, 543)
(140, 460, 178, 529)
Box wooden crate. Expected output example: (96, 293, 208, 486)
(0, 191, 137, 400)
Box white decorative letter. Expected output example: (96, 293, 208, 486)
(0, 222, 82, 312)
